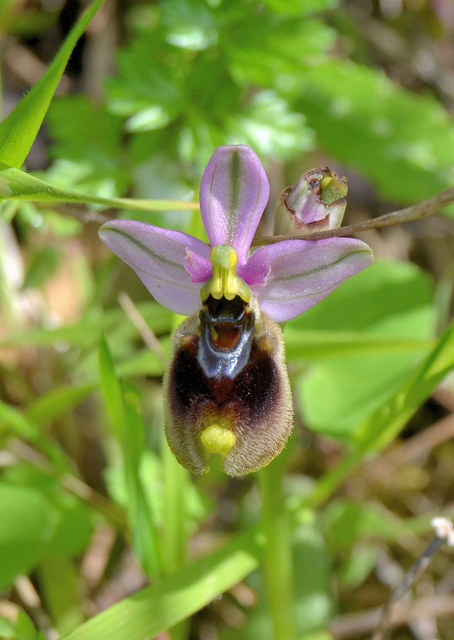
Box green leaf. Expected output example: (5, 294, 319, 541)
(0, 484, 57, 589)
(37, 557, 84, 635)
(228, 15, 335, 87)
(0, 0, 106, 168)
(296, 59, 454, 204)
(260, 0, 337, 16)
(322, 499, 396, 549)
(121, 380, 162, 577)
(60, 528, 262, 640)
(23, 246, 60, 289)
(98, 337, 161, 577)
(106, 35, 183, 124)
(221, 524, 332, 640)
(293, 261, 435, 439)
(307, 318, 454, 507)
(16, 611, 38, 640)
(0, 618, 16, 639)
(98, 333, 125, 440)
(285, 331, 432, 360)
(0, 163, 198, 211)
(44, 96, 129, 196)
(25, 383, 97, 428)
(161, 0, 218, 51)
(227, 90, 313, 160)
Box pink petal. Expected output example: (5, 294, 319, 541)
(184, 248, 212, 283)
(199, 145, 270, 264)
(238, 247, 270, 286)
(99, 220, 210, 315)
(254, 238, 374, 322)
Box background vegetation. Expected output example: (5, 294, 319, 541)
(1, 0, 454, 639)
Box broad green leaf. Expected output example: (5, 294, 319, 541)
(44, 95, 129, 196)
(0, 0, 106, 168)
(61, 528, 262, 640)
(293, 261, 435, 439)
(228, 15, 335, 87)
(227, 90, 312, 160)
(0, 163, 198, 211)
(161, 0, 218, 51)
(46, 498, 93, 557)
(296, 60, 454, 205)
(307, 319, 454, 507)
(0, 484, 57, 589)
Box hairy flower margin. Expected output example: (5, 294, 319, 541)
(99, 145, 373, 475)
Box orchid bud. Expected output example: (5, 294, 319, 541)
(274, 167, 348, 237)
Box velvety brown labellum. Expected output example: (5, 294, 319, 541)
(163, 296, 293, 476)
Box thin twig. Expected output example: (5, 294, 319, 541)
(370, 518, 454, 640)
(117, 291, 169, 368)
(330, 593, 454, 639)
(252, 185, 454, 246)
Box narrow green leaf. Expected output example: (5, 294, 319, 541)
(0, 163, 198, 211)
(98, 333, 124, 439)
(122, 380, 162, 577)
(61, 528, 262, 640)
(353, 320, 454, 451)
(98, 337, 161, 576)
(0, 399, 72, 470)
(37, 557, 84, 635)
(285, 330, 432, 360)
(0, 0, 106, 168)
(25, 383, 97, 427)
(306, 320, 454, 507)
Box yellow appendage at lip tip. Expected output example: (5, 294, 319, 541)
(200, 244, 251, 303)
(200, 424, 236, 456)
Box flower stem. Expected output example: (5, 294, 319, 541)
(162, 432, 190, 640)
(258, 458, 296, 640)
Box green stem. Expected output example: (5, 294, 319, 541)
(162, 431, 190, 640)
(258, 459, 296, 640)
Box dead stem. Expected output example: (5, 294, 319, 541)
(252, 185, 454, 246)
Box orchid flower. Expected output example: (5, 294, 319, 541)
(99, 145, 373, 476)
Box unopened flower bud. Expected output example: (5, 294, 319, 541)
(274, 167, 348, 236)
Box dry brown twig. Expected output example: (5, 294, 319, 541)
(252, 184, 454, 246)
(369, 517, 454, 640)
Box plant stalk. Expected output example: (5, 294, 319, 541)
(258, 459, 296, 640)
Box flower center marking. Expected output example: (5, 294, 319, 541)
(200, 244, 251, 303)
(200, 424, 236, 456)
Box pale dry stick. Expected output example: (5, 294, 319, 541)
(370, 517, 454, 640)
(117, 291, 169, 368)
(388, 412, 454, 464)
(252, 184, 454, 246)
(330, 593, 454, 639)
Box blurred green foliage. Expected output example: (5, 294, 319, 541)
(1, 0, 454, 639)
